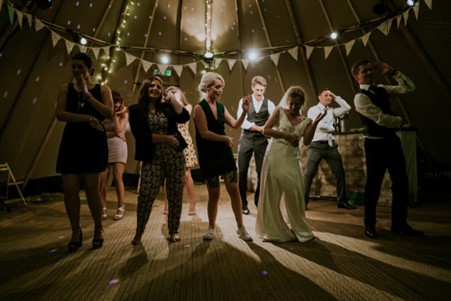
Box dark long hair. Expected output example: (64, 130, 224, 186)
(137, 76, 164, 114)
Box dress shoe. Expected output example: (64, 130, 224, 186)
(242, 207, 250, 215)
(92, 226, 104, 249)
(391, 224, 424, 236)
(365, 226, 378, 239)
(68, 228, 83, 252)
(337, 201, 357, 209)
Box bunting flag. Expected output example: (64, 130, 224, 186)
(65, 40, 75, 54)
(324, 46, 333, 59)
(7, 4, 14, 24)
(270, 53, 280, 66)
(403, 10, 410, 26)
(188, 62, 197, 75)
(305, 46, 314, 60)
(377, 21, 389, 36)
(173, 65, 183, 77)
(124, 52, 136, 66)
(51, 31, 61, 47)
(413, 1, 420, 20)
(361, 32, 371, 46)
(227, 59, 236, 71)
(241, 59, 249, 70)
(157, 64, 167, 75)
(90, 47, 100, 59)
(141, 60, 152, 73)
(78, 45, 88, 53)
(345, 40, 355, 56)
(16, 10, 23, 28)
(214, 58, 223, 68)
(396, 15, 402, 28)
(288, 46, 298, 60)
(424, 0, 433, 10)
(35, 19, 45, 31)
(25, 13, 33, 27)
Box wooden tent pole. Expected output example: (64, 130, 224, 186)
(233, 0, 246, 97)
(283, 0, 318, 101)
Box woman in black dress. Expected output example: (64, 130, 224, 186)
(193, 72, 252, 241)
(56, 53, 113, 251)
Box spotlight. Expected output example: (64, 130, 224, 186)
(330, 32, 338, 40)
(35, 0, 53, 9)
(66, 29, 89, 46)
(406, 0, 417, 7)
(203, 51, 214, 64)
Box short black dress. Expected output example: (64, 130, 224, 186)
(56, 83, 108, 174)
(195, 99, 236, 179)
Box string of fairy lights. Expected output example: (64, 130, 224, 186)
(97, 0, 136, 85)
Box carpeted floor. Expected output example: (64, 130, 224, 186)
(1, 185, 450, 301)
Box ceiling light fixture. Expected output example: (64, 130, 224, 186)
(203, 51, 214, 64)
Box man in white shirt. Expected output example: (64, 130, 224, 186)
(237, 76, 275, 214)
(352, 59, 423, 239)
(304, 88, 356, 210)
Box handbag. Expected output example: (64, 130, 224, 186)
(175, 130, 188, 151)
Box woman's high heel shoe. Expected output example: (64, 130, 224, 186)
(114, 206, 125, 220)
(68, 228, 83, 252)
(92, 226, 104, 249)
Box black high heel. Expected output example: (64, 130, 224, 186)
(68, 228, 83, 252)
(92, 225, 104, 249)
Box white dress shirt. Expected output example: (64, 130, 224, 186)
(307, 96, 351, 144)
(237, 95, 275, 130)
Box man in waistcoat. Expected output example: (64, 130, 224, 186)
(352, 59, 423, 239)
(237, 76, 275, 214)
(304, 88, 356, 210)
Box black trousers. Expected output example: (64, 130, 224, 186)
(237, 133, 268, 208)
(363, 136, 409, 228)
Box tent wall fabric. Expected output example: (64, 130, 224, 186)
(0, 0, 450, 187)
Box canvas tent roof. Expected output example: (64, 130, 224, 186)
(0, 0, 450, 188)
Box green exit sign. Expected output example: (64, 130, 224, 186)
(153, 69, 172, 77)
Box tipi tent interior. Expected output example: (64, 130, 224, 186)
(1, 0, 450, 195)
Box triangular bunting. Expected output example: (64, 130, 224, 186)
(173, 65, 183, 77)
(403, 10, 410, 26)
(188, 62, 197, 74)
(227, 59, 236, 71)
(78, 45, 88, 53)
(35, 18, 45, 31)
(157, 64, 167, 75)
(16, 10, 23, 28)
(51, 31, 61, 47)
(90, 47, 100, 59)
(305, 46, 314, 60)
(214, 58, 223, 68)
(361, 32, 371, 46)
(7, 4, 15, 24)
(65, 39, 75, 54)
(25, 13, 33, 27)
(288, 47, 298, 60)
(396, 15, 402, 28)
(377, 21, 390, 36)
(270, 53, 280, 66)
(413, 2, 420, 20)
(124, 52, 136, 66)
(324, 46, 333, 59)
(241, 59, 249, 70)
(424, 0, 432, 10)
(345, 40, 355, 56)
(141, 60, 152, 73)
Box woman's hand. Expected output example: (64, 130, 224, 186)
(224, 135, 234, 148)
(167, 134, 180, 149)
(241, 96, 250, 113)
(285, 133, 300, 147)
(88, 116, 104, 131)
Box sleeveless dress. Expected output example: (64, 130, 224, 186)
(177, 122, 198, 168)
(103, 118, 129, 164)
(255, 107, 314, 242)
(56, 83, 108, 174)
(195, 99, 235, 179)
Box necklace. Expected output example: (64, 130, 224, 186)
(77, 92, 86, 110)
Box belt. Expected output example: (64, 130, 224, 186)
(313, 140, 329, 144)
